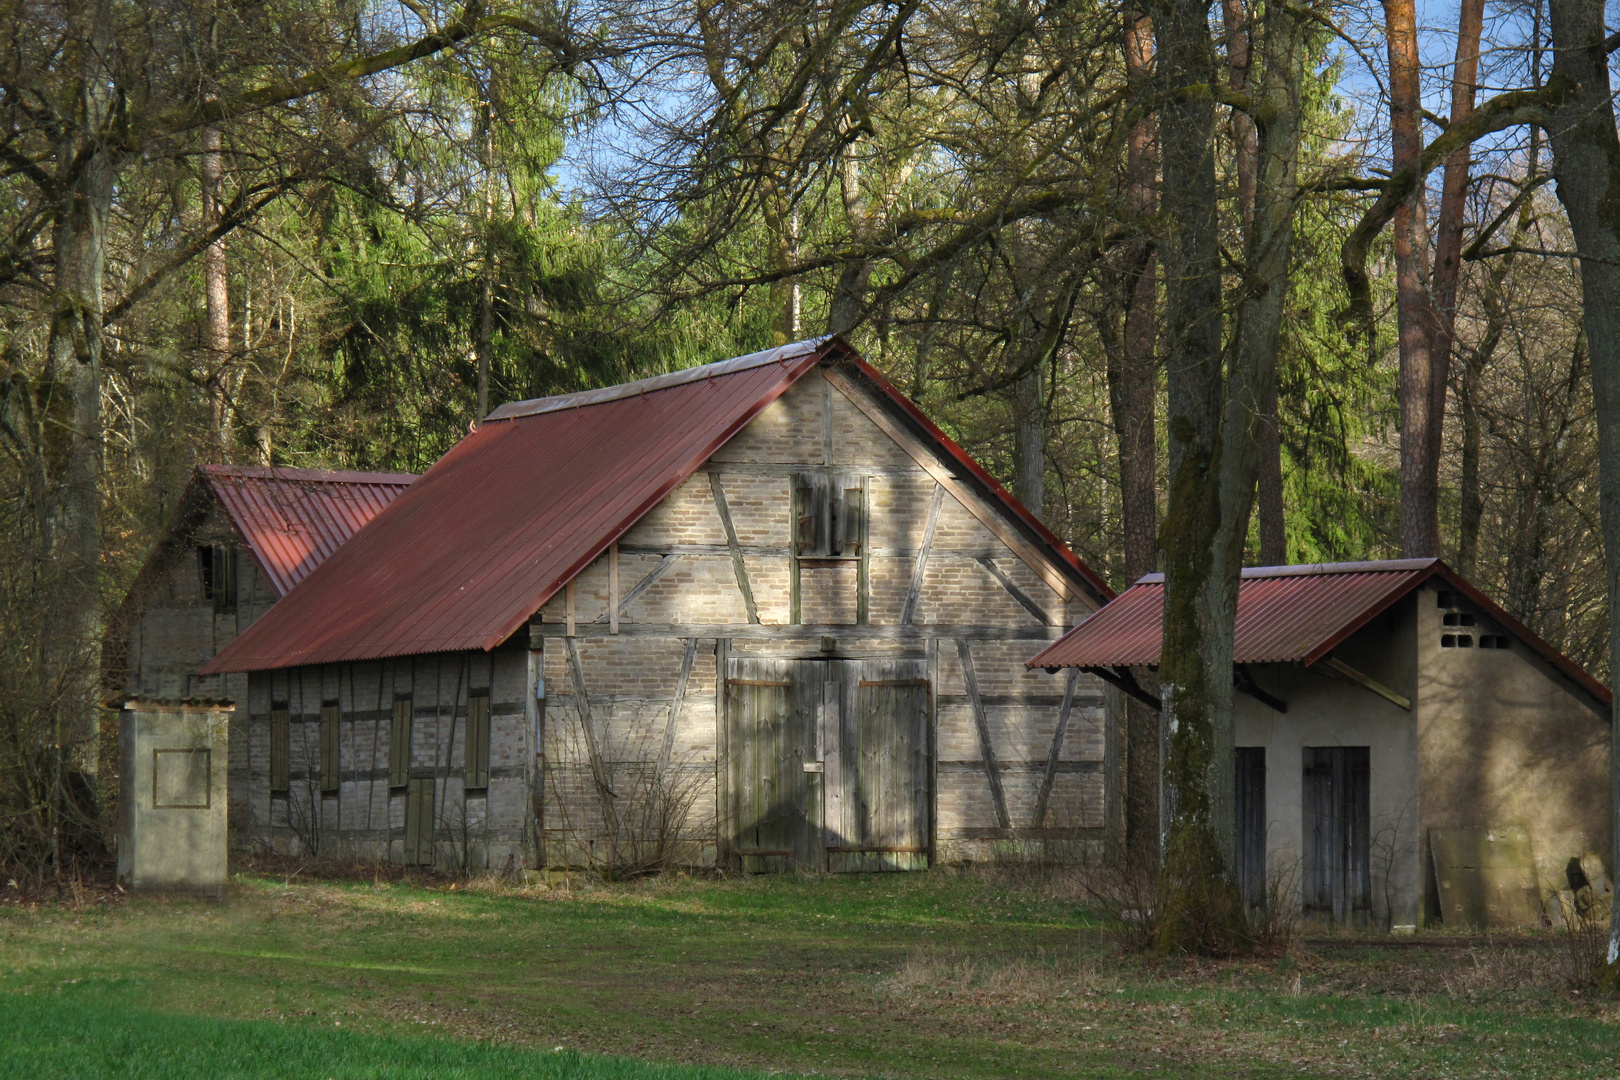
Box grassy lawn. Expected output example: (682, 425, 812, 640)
(3, 866, 1619, 1078)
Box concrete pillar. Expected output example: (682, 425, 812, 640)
(116, 699, 232, 895)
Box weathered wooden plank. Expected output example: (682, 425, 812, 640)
(659, 638, 697, 772)
(955, 639, 1010, 830)
(938, 760, 1101, 773)
(617, 553, 681, 613)
(565, 580, 577, 638)
(709, 473, 760, 624)
(902, 484, 945, 626)
(974, 556, 1057, 626)
(565, 636, 613, 802)
(949, 826, 1103, 841)
(609, 541, 620, 635)
(1032, 668, 1078, 827)
(857, 475, 871, 624)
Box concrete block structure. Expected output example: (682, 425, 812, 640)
(116, 700, 233, 893)
(1030, 560, 1612, 928)
(204, 339, 1117, 871)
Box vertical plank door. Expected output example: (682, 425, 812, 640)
(827, 659, 930, 873)
(725, 658, 816, 872)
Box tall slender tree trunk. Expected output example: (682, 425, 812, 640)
(1152, 0, 1245, 952)
(475, 93, 495, 424)
(1385, 0, 1442, 556)
(45, 0, 117, 765)
(1113, 5, 1163, 876)
(1224, 0, 1285, 565)
(200, 124, 232, 450)
(1013, 363, 1046, 514)
(1542, 0, 1620, 974)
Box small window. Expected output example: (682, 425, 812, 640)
(793, 473, 864, 557)
(1441, 634, 1456, 648)
(320, 702, 341, 793)
(465, 693, 491, 790)
(270, 706, 290, 793)
(390, 697, 412, 789)
(198, 546, 238, 614)
(1456, 635, 1474, 648)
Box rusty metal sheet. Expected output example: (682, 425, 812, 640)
(1026, 560, 1612, 710)
(203, 337, 1109, 675)
(202, 466, 416, 597)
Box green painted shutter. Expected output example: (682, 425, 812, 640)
(405, 778, 435, 865)
(466, 694, 490, 789)
(389, 698, 411, 788)
(320, 704, 340, 793)
(269, 707, 290, 793)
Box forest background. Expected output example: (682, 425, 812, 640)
(0, 0, 1607, 902)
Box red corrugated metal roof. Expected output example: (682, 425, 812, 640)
(202, 465, 416, 596)
(203, 338, 1107, 674)
(1026, 559, 1611, 708)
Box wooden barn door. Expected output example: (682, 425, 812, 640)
(1302, 746, 1370, 924)
(725, 658, 820, 872)
(825, 660, 930, 873)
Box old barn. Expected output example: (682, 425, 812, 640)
(201, 338, 1117, 870)
(1029, 559, 1612, 929)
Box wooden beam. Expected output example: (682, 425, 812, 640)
(565, 580, 576, 638)
(708, 473, 760, 624)
(565, 637, 613, 800)
(974, 556, 1056, 625)
(823, 367, 1084, 605)
(609, 541, 620, 635)
(955, 639, 1011, 830)
(857, 474, 871, 624)
(1032, 668, 1078, 828)
(618, 553, 680, 615)
(1318, 655, 1412, 710)
(530, 622, 1073, 640)
(902, 484, 944, 625)
(659, 638, 697, 771)
(1234, 665, 1288, 714)
(1082, 666, 1162, 711)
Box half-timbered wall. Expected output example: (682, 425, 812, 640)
(240, 362, 1111, 869)
(239, 647, 533, 868)
(533, 365, 1110, 867)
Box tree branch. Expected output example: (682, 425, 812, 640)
(1339, 86, 1551, 326)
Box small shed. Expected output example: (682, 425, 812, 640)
(1028, 559, 1612, 929)
(201, 338, 1117, 872)
(111, 466, 414, 846)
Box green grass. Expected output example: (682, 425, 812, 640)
(3, 868, 1619, 1078)
(0, 989, 778, 1079)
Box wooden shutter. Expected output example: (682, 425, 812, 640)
(465, 693, 490, 789)
(320, 703, 340, 793)
(839, 484, 864, 555)
(405, 778, 435, 865)
(269, 707, 290, 793)
(389, 698, 411, 788)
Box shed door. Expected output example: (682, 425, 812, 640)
(725, 658, 819, 872)
(1302, 746, 1370, 924)
(826, 659, 930, 873)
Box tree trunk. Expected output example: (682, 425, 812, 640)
(200, 124, 232, 449)
(1013, 363, 1046, 515)
(476, 94, 494, 424)
(826, 139, 873, 338)
(1115, 5, 1162, 876)
(1542, 0, 1620, 975)
(1151, 0, 1247, 953)
(1428, 0, 1485, 554)
(1384, 0, 1442, 557)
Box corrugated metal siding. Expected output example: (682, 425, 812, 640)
(202, 343, 831, 673)
(203, 466, 415, 596)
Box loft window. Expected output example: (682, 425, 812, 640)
(793, 473, 864, 558)
(198, 545, 238, 614)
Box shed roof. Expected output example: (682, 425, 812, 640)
(203, 338, 1109, 674)
(1026, 558, 1611, 708)
(200, 465, 417, 595)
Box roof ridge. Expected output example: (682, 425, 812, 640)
(485, 338, 831, 422)
(1132, 558, 1438, 585)
(201, 464, 417, 485)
